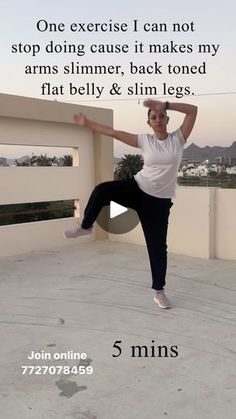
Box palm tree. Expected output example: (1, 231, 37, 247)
(30, 154, 54, 166)
(59, 155, 73, 166)
(114, 154, 144, 180)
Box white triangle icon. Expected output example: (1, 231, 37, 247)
(110, 201, 128, 219)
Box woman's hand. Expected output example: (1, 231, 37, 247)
(73, 112, 87, 126)
(143, 99, 166, 112)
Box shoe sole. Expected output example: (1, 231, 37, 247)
(63, 229, 93, 239)
(153, 296, 172, 309)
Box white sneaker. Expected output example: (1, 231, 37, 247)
(64, 224, 93, 239)
(154, 290, 172, 309)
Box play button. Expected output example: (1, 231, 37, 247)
(96, 200, 139, 234)
(110, 201, 128, 218)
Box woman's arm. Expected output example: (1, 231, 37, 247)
(144, 100, 198, 142)
(168, 102, 198, 142)
(73, 113, 139, 148)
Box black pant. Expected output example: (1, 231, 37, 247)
(81, 178, 173, 290)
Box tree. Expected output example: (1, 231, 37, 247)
(15, 154, 73, 167)
(30, 154, 55, 166)
(16, 154, 56, 166)
(208, 170, 217, 178)
(59, 155, 73, 166)
(114, 154, 144, 180)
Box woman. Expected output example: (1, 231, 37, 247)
(64, 99, 197, 309)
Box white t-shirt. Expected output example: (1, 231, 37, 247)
(134, 128, 185, 198)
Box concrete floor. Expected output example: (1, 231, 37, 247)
(0, 240, 236, 419)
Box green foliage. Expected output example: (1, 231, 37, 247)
(0, 201, 75, 226)
(59, 155, 73, 166)
(114, 154, 144, 180)
(208, 170, 217, 178)
(16, 154, 72, 167)
(177, 173, 236, 188)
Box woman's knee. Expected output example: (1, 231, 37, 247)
(92, 182, 113, 200)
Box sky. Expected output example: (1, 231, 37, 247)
(0, 0, 236, 158)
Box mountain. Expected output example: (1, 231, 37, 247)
(0, 155, 31, 165)
(2, 142, 236, 167)
(183, 141, 236, 162)
(12, 155, 31, 164)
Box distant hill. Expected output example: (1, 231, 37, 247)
(183, 141, 236, 162)
(113, 141, 236, 164)
(2, 142, 236, 167)
(0, 155, 31, 165)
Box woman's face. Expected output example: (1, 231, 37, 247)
(148, 110, 168, 132)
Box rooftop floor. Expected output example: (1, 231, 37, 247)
(0, 240, 236, 419)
